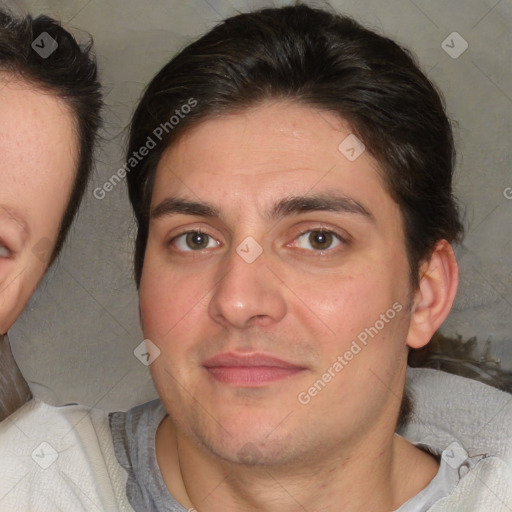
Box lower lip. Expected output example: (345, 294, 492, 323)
(205, 366, 305, 386)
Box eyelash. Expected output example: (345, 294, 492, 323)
(167, 228, 348, 254)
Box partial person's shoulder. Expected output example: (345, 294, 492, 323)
(403, 367, 512, 457)
(109, 399, 183, 512)
(399, 367, 512, 510)
(0, 398, 133, 512)
(109, 398, 166, 473)
(110, 398, 165, 438)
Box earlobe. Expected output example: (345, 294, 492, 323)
(406, 240, 459, 349)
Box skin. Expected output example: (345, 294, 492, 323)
(140, 100, 459, 511)
(0, 74, 77, 335)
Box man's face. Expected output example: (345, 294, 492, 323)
(0, 76, 76, 333)
(140, 101, 416, 465)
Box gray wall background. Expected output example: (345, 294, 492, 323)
(4, 0, 511, 410)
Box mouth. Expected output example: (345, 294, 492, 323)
(202, 352, 307, 387)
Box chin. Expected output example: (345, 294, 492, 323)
(187, 412, 299, 466)
(205, 435, 296, 467)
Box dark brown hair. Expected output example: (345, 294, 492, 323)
(126, 1, 464, 289)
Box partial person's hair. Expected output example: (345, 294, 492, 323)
(0, 7, 103, 264)
(125, 1, 468, 428)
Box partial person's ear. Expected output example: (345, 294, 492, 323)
(406, 240, 459, 349)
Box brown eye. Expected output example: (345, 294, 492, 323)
(308, 231, 333, 250)
(171, 230, 220, 252)
(294, 230, 343, 252)
(185, 232, 210, 250)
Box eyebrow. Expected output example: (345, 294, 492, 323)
(150, 194, 374, 223)
(150, 197, 219, 220)
(270, 194, 374, 223)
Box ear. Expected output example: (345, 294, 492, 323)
(406, 240, 459, 349)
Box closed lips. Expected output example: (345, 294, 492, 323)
(203, 353, 305, 369)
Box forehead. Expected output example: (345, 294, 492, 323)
(0, 75, 77, 233)
(151, 101, 393, 217)
(0, 75, 76, 160)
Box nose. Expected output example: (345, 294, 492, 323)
(208, 240, 287, 329)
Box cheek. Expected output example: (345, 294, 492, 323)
(0, 284, 23, 333)
(290, 269, 385, 336)
(0, 259, 45, 332)
(139, 255, 210, 339)
(17, 168, 74, 243)
(295, 266, 408, 367)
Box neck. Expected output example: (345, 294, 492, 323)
(156, 418, 439, 512)
(0, 333, 32, 421)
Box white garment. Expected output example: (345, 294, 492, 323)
(0, 367, 510, 511)
(399, 368, 512, 511)
(0, 398, 133, 512)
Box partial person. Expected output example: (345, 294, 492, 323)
(0, 7, 109, 510)
(0, 7, 102, 420)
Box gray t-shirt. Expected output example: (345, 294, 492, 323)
(109, 399, 487, 512)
